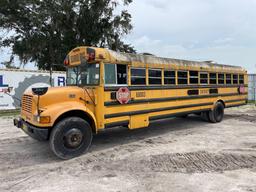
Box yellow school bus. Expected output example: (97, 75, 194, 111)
(14, 46, 248, 159)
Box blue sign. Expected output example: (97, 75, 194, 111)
(58, 76, 66, 86)
(0, 75, 9, 87)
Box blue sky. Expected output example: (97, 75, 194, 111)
(1, 0, 256, 73)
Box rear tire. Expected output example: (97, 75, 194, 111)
(209, 102, 225, 123)
(201, 111, 210, 122)
(50, 117, 92, 160)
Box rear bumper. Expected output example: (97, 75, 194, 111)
(14, 118, 49, 141)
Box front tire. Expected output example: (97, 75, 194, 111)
(50, 117, 92, 160)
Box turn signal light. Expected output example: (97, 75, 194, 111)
(39, 116, 51, 124)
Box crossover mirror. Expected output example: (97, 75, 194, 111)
(32, 87, 48, 96)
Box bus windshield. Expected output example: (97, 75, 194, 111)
(67, 63, 100, 86)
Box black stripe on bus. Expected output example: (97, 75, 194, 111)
(105, 93, 248, 106)
(104, 103, 247, 128)
(105, 121, 129, 129)
(104, 102, 213, 119)
(225, 99, 247, 104)
(104, 84, 248, 91)
(149, 109, 211, 121)
(104, 109, 211, 128)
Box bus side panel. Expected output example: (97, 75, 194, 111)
(103, 85, 247, 129)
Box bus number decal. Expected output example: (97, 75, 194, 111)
(136, 92, 146, 98)
(200, 89, 209, 95)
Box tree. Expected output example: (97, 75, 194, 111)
(0, 0, 135, 70)
(0, 55, 19, 69)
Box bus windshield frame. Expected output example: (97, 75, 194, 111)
(66, 62, 100, 86)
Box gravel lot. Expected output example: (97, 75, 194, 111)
(0, 105, 256, 192)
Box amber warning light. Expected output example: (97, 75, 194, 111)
(64, 56, 69, 66)
(87, 48, 96, 62)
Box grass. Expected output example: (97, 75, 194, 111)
(0, 109, 20, 117)
(247, 100, 256, 105)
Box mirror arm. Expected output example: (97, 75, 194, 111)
(84, 88, 96, 106)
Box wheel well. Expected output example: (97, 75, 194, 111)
(53, 110, 96, 133)
(217, 100, 226, 108)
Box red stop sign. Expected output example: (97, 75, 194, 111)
(238, 86, 246, 94)
(116, 87, 131, 104)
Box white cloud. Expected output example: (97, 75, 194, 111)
(125, 0, 256, 73)
(128, 35, 256, 72)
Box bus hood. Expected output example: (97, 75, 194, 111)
(24, 86, 85, 111)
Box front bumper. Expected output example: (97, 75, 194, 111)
(14, 118, 49, 141)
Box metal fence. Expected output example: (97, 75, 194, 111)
(248, 74, 256, 102)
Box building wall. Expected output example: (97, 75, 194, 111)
(0, 69, 66, 110)
(248, 74, 256, 102)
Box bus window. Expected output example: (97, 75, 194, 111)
(105, 64, 117, 85)
(105, 64, 127, 85)
(210, 73, 217, 84)
(178, 71, 188, 85)
(149, 69, 162, 85)
(117, 65, 127, 85)
(131, 68, 146, 85)
(164, 70, 176, 85)
(200, 72, 208, 85)
(239, 75, 244, 84)
(218, 73, 225, 84)
(189, 71, 199, 84)
(233, 74, 238, 84)
(226, 74, 232, 84)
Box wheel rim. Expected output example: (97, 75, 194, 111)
(63, 128, 84, 149)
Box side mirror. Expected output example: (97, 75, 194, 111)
(32, 87, 48, 96)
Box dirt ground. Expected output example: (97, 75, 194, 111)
(0, 105, 256, 192)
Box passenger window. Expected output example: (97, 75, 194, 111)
(210, 73, 217, 84)
(218, 73, 225, 84)
(149, 69, 162, 85)
(178, 71, 188, 85)
(200, 72, 208, 84)
(233, 74, 238, 84)
(131, 68, 146, 85)
(105, 64, 116, 85)
(239, 75, 244, 84)
(164, 70, 176, 85)
(189, 71, 199, 84)
(117, 65, 127, 84)
(105, 64, 127, 85)
(226, 74, 232, 84)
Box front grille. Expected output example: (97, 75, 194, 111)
(22, 95, 33, 113)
